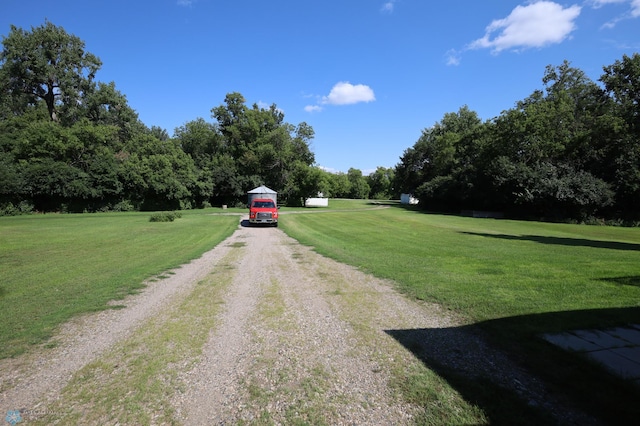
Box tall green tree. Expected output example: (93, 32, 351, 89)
(487, 62, 614, 219)
(0, 21, 101, 122)
(0, 22, 155, 212)
(599, 53, 640, 218)
(367, 167, 395, 199)
(282, 164, 329, 206)
(175, 118, 221, 161)
(120, 134, 198, 210)
(83, 81, 145, 139)
(173, 118, 223, 206)
(325, 171, 351, 198)
(396, 106, 483, 211)
(346, 168, 370, 199)
(209, 93, 315, 205)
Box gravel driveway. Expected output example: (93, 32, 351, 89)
(0, 215, 595, 425)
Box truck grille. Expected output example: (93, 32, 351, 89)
(257, 212, 272, 219)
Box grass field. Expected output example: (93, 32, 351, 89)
(280, 200, 640, 423)
(0, 209, 239, 358)
(2, 201, 639, 422)
(282, 201, 640, 324)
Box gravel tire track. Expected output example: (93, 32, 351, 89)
(174, 223, 426, 424)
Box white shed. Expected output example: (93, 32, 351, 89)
(305, 197, 329, 207)
(400, 193, 419, 205)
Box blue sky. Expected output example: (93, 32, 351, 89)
(1, 1, 639, 174)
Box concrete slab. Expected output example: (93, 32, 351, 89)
(573, 329, 630, 349)
(608, 327, 640, 345)
(542, 332, 603, 352)
(543, 324, 640, 385)
(587, 349, 640, 379)
(611, 346, 640, 372)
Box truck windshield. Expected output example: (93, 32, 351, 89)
(253, 201, 275, 208)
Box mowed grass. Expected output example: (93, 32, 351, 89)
(281, 202, 640, 323)
(0, 209, 239, 359)
(280, 201, 640, 423)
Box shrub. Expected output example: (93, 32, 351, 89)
(112, 200, 136, 212)
(149, 211, 181, 222)
(0, 201, 34, 216)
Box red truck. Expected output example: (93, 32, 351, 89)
(248, 198, 278, 227)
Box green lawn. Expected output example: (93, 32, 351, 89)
(0, 209, 239, 358)
(280, 202, 640, 423)
(282, 203, 640, 324)
(2, 202, 639, 422)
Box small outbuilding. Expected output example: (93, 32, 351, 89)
(305, 197, 329, 207)
(247, 185, 277, 206)
(400, 193, 419, 205)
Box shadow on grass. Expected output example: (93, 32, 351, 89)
(600, 276, 640, 287)
(386, 307, 640, 425)
(240, 219, 278, 228)
(462, 232, 640, 251)
(367, 200, 401, 206)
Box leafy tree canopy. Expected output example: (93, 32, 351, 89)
(2, 21, 638, 221)
(396, 55, 640, 222)
(0, 21, 101, 122)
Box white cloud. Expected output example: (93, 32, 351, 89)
(380, 1, 396, 14)
(177, 0, 194, 6)
(445, 49, 462, 66)
(590, 0, 627, 7)
(318, 165, 341, 174)
(469, 1, 581, 53)
(592, 0, 640, 27)
(321, 82, 376, 105)
(304, 82, 375, 113)
(361, 168, 377, 176)
(256, 101, 285, 115)
(591, 0, 640, 14)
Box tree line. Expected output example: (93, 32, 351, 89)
(394, 55, 640, 223)
(0, 22, 329, 213)
(1, 22, 638, 222)
(0, 21, 395, 214)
